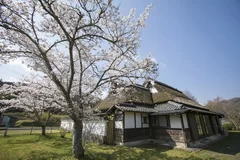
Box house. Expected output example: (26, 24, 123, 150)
(94, 80, 225, 148)
(0, 112, 3, 124)
(0, 115, 17, 127)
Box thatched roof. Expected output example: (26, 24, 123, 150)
(94, 85, 153, 111)
(152, 81, 190, 102)
(152, 81, 203, 108)
(94, 80, 203, 111)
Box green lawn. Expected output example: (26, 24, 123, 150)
(0, 131, 239, 160)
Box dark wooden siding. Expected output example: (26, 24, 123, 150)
(211, 116, 218, 134)
(124, 128, 150, 142)
(188, 113, 221, 141)
(185, 129, 192, 143)
(188, 113, 199, 141)
(205, 115, 214, 135)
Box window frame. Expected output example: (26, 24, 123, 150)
(115, 114, 123, 121)
(196, 115, 204, 137)
(151, 115, 170, 128)
(142, 115, 149, 124)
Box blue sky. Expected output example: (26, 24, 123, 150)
(0, 0, 239, 104)
(115, 0, 240, 104)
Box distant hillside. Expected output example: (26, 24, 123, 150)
(0, 80, 14, 87)
(220, 97, 240, 108)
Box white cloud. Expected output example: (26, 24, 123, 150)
(5, 77, 19, 82)
(8, 59, 33, 73)
(0, 58, 36, 81)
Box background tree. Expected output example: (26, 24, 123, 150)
(206, 97, 240, 130)
(0, 76, 65, 135)
(183, 90, 198, 102)
(0, 0, 158, 158)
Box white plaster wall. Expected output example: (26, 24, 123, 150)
(170, 115, 182, 128)
(182, 114, 189, 128)
(124, 112, 135, 128)
(115, 121, 123, 129)
(60, 119, 73, 131)
(136, 113, 141, 128)
(60, 119, 107, 136)
(84, 121, 107, 136)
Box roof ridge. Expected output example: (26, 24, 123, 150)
(128, 84, 150, 91)
(153, 80, 183, 93)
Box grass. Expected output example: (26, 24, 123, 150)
(0, 131, 239, 160)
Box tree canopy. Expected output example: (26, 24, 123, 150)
(0, 0, 158, 158)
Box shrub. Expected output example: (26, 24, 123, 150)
(222, 123, 235, 130)
(14, 114, 67, 127)
(59, 127, 68, 138)
(45, 116, 61, 127)
(15, 120, 37, 127)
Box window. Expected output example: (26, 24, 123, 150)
(142, 116, 149, 124)
(115, 114, 123, 121)
(203, 116, 209, 135)
(196, 115, 203, 136)
(159, 116, 168, 127)
(151, 116, 156, 126)
(151, 116, 169, 127)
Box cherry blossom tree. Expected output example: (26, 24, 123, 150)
(0, 0, 158, 158)
(0, 76, 65, 135)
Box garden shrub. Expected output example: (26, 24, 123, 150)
(223, 123, 235, 130)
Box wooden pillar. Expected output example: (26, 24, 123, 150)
(134, 112, 136, 128)
(180, 114, 187, 144)
(186, 112, 194, 141)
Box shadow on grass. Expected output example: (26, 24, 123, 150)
(5, 134, 71, 145)
(83, 144, 216, 160)
(206, 131, 240, 155)
(18, 150, 72, 160)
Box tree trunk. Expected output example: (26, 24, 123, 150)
(41, 126, 46, 136)
(72, 119, 84, 159)
(30, 124, 33, 135)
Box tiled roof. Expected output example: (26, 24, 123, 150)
(152, 101, 223, 116)
(115, 105, 157, 113)
(185, 107, 224, 116)
(151, 109, 188, 115)
(155, 101, 184, 111)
